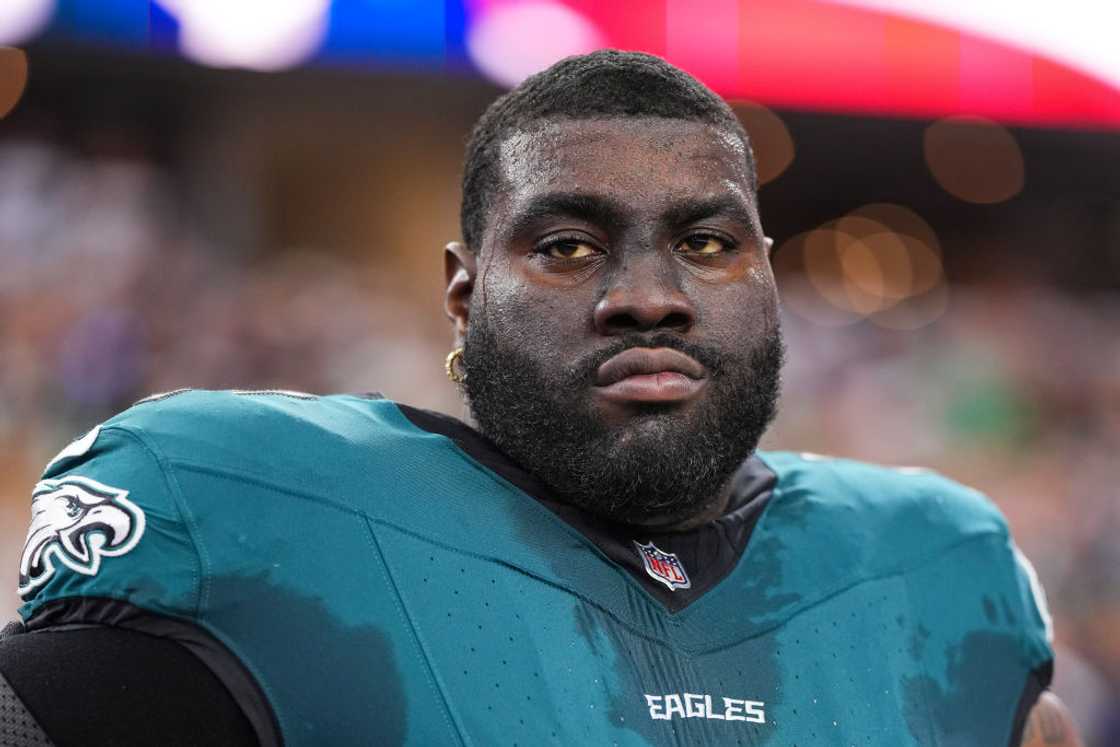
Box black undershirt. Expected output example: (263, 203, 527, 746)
(0, 621, 257, 747)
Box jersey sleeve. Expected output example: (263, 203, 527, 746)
(17, 423, 201, 624)
(893, 463, 1056, 679)
(914, 469, 1056, 679)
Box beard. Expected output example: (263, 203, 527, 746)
(462, 315, 784, 526)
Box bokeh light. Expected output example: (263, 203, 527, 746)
(0, 48, 28, 120)
(775, 228, 864, 327)
(0, 0, 53, 46)
(924, 116, 1025, 204)
(870, 282, 949, 331)
(732, 101, 795, 185)
(466, 2, 605, 88)
(840, 203, 945, 298)
(156, 0, 331, 72)
(836, 222, 910, 313)
(776, 203, 947, 329)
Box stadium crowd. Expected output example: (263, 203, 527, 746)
(0, 137, 1116, 743)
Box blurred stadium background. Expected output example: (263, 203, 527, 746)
(0, 1, 1117, 743)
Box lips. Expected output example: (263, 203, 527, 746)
(595, 347, 705, 386)
(594, 347, 707, 404)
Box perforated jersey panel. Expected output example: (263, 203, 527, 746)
(0, 672, 53, 747)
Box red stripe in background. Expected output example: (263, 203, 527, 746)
(666, 0, 741, 94)
(564, 0, 667, 57)
(738, 0, 889, 113)
(958, 32, 1034, 122)
(552, 0, 1120, 128)
(1032, 56, 1120, 127)
(883, 14, 960, 118)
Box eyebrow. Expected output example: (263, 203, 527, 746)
(505, 191, 628, 239)
(504, 191, 759, 239)
(662, 195, 759, 236)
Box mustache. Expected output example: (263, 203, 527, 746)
(563, 333, 728, 384)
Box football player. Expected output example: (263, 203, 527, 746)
(0, 50, 1082, 746)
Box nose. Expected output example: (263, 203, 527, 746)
(593, 261, 696, 336)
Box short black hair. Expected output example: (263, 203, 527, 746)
(460, 49, 757, 250)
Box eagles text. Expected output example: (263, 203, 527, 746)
(644, 693, 765, 723)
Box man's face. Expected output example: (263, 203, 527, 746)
(459, 117, 783, 526)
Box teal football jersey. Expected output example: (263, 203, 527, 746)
(17, 390, 1053, 746)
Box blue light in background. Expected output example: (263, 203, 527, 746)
(443, 0, 470, 68)
(147, 2, 178, 54)
(46, 0, 151, 47)
(322, 0, 463, 67)
(33, 0, 474, 73)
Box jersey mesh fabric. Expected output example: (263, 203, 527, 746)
(0, 673, 53, 747)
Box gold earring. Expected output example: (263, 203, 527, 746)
(445, 347, 467, 384)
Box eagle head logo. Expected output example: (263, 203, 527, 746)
(18, 476, 146, 598)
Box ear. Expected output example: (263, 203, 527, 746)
(444, 241, 476, 344)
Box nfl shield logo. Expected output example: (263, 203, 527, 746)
(634, 541, 691, 591)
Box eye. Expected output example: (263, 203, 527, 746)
(538, 239, 600, 260)
(678, 234, 733, 256)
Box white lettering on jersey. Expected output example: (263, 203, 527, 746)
(644, 692, 766, 724)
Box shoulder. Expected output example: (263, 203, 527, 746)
(35, 389, 415, 503)
(94, 389, 411, 472)
(42, 389, 442, 496)
(18, 390, 423, 618)
(756, 450, 1009, 550)
(754, 450, 1054, 669)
